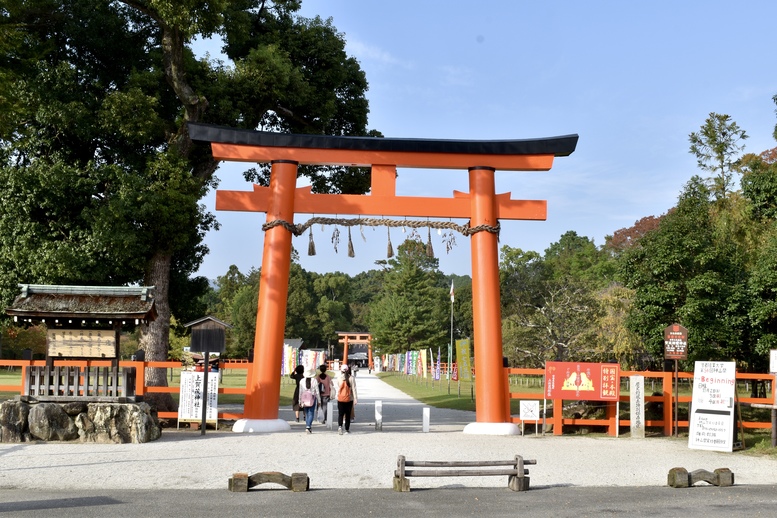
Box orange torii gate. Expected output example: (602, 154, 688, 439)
(337, 332, 372, 368)
(189, 123, 578, 434)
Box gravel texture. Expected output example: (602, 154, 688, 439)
(1, 372, 775, 491)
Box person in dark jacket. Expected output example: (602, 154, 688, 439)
(290, 364, 305, 423)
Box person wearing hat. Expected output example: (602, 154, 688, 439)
(299, 367, 321, 433)
(334, 364, 358, 435)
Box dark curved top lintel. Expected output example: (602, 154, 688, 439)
(187, 122, 578, 157)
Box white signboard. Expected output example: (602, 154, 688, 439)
(520, 400, 540, 422)
(688, 361, 736, 452)
(770, 349, 777, 374)
(629, 375, 645, 439)
(178, 371, 218, 422)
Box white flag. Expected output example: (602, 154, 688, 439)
(449, 280, 455, 302)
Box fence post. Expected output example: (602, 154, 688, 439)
(662, 372, 673, 436)
(553, 398, 563, 435)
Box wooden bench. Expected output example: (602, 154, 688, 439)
(393, 454, 535, 492)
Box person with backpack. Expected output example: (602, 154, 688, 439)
(299, 367, 321, 434)
(334, 364, 358, 435)
(316, 364, 335, 425)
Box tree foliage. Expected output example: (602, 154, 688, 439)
(689, 112, 748, 201)
(368, 239, 448, 355)
(0, 1, 373, 402)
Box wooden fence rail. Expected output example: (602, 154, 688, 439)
(505, 367, 776, 436)
(1, 360, 774, 434)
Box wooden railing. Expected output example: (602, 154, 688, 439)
(3, 359, 773, 435)
(0, 359, 251, 421)
(506, 367, 776, 436)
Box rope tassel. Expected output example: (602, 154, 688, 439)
(426, 226, 434, 258)
(307, 227, 316, 256)
(347, 227, 355, 257)
(386, 227, 394, 258)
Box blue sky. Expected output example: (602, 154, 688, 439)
(194, 1, 777, 281)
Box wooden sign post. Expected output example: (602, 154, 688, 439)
(664, 323, 688, 437)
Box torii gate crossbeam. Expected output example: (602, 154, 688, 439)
(189, 123, 578, 435)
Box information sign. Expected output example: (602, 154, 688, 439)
(544, 361, 620, 401)
(47, 329, 116, 358)
(520, 400, 540, 421)
(664, 324, 688, 360)
(178, 371, 218, 422)
(629, 375, 645, 438)
(688, 361, 736, 452)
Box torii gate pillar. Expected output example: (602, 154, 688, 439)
(465, 167, 511, 433)
(188, 122, 578, 435)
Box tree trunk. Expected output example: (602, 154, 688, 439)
(139, 251, 175, 413)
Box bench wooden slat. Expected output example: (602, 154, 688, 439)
(398, 468, 530, 477)
(407, 459, 536, 467)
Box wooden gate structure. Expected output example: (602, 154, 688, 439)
(338, 332, 372, 369)
(189, 122, 578, 434)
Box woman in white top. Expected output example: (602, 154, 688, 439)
(299, 368, 321, 433)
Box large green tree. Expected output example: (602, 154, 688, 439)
(620, 177, 749, 367)
(368, 239, 448, 355)
(0, 1, 373, 408)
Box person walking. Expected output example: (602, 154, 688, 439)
(334, 364, 357, 435)
(299, 367, 321, 434)
(316, 364, 335, 425)
(290, 364, 305, 423)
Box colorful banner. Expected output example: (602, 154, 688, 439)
(420, 349, 427, 378)
(455, 339, 472, 381)
(434, 347, 441, 381)
(544, 361, 620, 401)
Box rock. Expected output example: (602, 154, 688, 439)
(79, 403, 161, 444)
(29, 403, 79, 441)
(0, 400, 32, 442)
(1, 400, 161, 444)
(61, 401, 89, 417)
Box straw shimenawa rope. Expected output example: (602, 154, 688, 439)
(262, 216, 500, 258)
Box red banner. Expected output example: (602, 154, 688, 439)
(544, 361, 620, 401)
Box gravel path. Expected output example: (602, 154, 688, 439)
(1, 372, 775, 490)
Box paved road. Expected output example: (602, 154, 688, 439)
(2, 486, 777, 517)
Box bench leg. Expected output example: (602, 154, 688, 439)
(393, 476, 411, 492)
(508, 475, 530, 491)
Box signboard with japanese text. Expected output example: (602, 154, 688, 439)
(629, 375, 645, 438)
(664, 324, 688, 360)
(47, 329, 116, 358)
(544, 361, 620, 401)
(688, 361, 736, 452)
(455, 339, 472, 382)
(178, 371, 218, 422)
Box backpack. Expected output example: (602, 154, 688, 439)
(337, 379, 352, 402)
(300, 388, 315, 408)
(300, 381, 316, 408)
